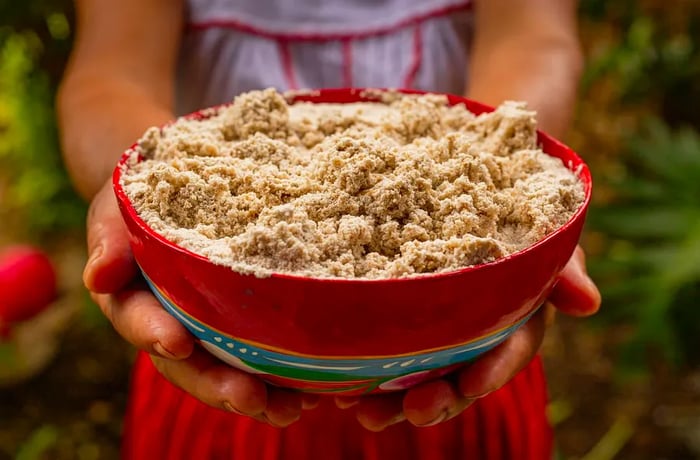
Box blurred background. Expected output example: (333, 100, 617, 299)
(0, 0, 699, 458)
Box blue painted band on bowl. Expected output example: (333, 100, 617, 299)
(143, 272, 536, 381)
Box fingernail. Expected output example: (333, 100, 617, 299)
(469, 389, 494, 399)
(416, 410, 448, 427)
(261, 413, 284, 428)
(223, 401, 245, 415)
(335, 396, 360, 409)
(387, 412, 406, 426)
(86, 245, 104, 270)
(301, 395, 320, 410)
(83, 246, 104, 287)
(153, 341, 178, 359)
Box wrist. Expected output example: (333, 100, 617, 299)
(58, 81, 173, 200)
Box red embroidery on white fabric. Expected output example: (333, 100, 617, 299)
(186, 2, 472, 42)
(278, 41, 299, 90)
(403, 25, 423, 88)
(342, 39, 353, 87)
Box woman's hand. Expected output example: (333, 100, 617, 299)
(84, 178, 599, 431)
(348, 0, 602, 435)
(84, 182, 318, 427)
(336, 247, 601, 431)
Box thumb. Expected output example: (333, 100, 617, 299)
(84, 182, 138, 294)
(548, 246, 601, 317)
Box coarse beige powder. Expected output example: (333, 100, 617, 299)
(121, 88, 585, 279)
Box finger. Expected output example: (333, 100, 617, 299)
(151, 348, 268, 416)
(403, 379, 473, 427)
(93, 287, 193, 359)
(334, 396, 360, 409)
(548, 246, 601, 317)
(301, 393, 321, 410)
(262, 388, 303, 427)
(355, 392, 405, 432)
(543, 302, 557, 327)
(84, 183, 137, 294)
(458, 307, 546, 398)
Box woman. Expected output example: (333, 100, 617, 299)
(58, 0, 600, 458)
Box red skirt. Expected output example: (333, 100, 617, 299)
(122, 352, 552, 459)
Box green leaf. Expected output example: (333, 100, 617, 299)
(604, 176, 668, 202)
(46, 12, 70, 40)
(598, 276, 659, 300)
(631, 244, 684, 268)
(14, 425, 59, 460)
(660, 221, 700, 287)
(625, 120, 700, 195)
(579, 416, 635, 460)
(589, 207, 699, 240)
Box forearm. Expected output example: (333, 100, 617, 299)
(465, 0, 583, 139)
(57, 0, 183, 200)
(466, 37, 583, 139)
(57, 75, 173, 200)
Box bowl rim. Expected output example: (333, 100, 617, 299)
(113, 87, 592, 285)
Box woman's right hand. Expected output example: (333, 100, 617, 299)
(84, 182, 316, 427)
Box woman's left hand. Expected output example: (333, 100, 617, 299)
(336, 246, 601, 431)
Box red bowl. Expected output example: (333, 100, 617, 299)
(113, 89, 591, 395)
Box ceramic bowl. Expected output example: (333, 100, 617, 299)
(113, 89, 592, 395)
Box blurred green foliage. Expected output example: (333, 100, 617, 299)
(0, 0, 74, 84)
(588, 121, 700, 370)
(0, 0, 84, 238)
(578, 0, 700, 372)
(14, 425, 59, 460)
(579, 0, 700, 127)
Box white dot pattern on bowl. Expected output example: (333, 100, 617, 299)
(142, 272, 535, 384)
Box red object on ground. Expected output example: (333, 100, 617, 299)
(0, 246, 57, 327)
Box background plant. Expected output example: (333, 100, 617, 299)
(0, 0, 84, 238)
(575, 0, 700, 374)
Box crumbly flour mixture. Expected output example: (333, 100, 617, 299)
(122, 89, 584, 279)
